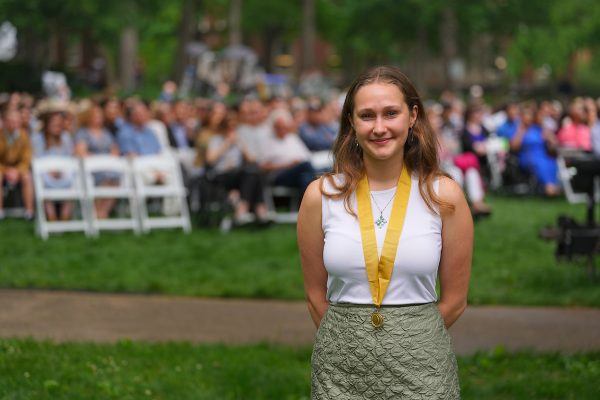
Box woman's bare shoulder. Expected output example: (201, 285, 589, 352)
(437, 175, 468, 216)
(301, 177, 324, 212)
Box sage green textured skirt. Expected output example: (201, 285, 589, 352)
(311, 303, 460, 399)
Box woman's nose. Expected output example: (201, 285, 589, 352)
(373, 116, 386, 134)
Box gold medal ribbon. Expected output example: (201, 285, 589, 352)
(356, 165, 411, 308)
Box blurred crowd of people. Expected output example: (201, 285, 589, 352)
(0, 87, 342, 226)
(427, 92, 600, 217)
(2, 83, 600, 227)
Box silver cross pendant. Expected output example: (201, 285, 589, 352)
(375, 214, 387, 229)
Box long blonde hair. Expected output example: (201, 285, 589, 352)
(321, 65, 452, 215)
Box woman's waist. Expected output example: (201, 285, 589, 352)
(325, 302, 440, 323)
(329, 301, 434, 309)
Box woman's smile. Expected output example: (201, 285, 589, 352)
(371, 137, 393, 145)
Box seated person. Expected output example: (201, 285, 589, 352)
(588, 98, 600, 158)
(195, 101, 227, 173)
(258, 114, 316, 200)
(461, 104, 491, 173)
(236, 97, 273, 161)
(507, 103, 559, 196)
(205, 111, 271, 225)
(75, 103, 120, 219)
(0, 108, 34, 220)
(168, 100, 198, 176)
(496, 101, 520, 140)
(298, 98, 337, 151)
(428, 105, 491, 216)
(557, 99, 592, 151)
(101, 98, 125, 137)
(32, 111, 75, 221)
(168, 100, 196, 149)
(117, 101, 166, 185)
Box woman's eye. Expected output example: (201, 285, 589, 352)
(385, 110, 398, 117)
(359, 114, 374, 120)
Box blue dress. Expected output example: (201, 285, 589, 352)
(515, 125, 558, 186)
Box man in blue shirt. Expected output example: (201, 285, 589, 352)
(117, 102, 167, 185)
(298, 99, 337, 151)
(496, 102, 520, 140)
(117, 102, 161, 156)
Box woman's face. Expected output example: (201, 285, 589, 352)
(521, 108, 534, 126)
(210, 103, 227, 126)
(570, 103, 585, 122)
(90, 107, 104, 127)
(352, 83, 415, 163)
(468, 109, 483, 124)
(104, 100, 120, 121)
(46, 114, 63, 136)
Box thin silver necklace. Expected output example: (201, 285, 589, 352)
(370, 192, 396, 229)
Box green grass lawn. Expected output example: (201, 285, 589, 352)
(1, 195, 599, 306)
(0, 339, 598, 399)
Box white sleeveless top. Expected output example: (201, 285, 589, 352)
(322, 174, 441, 305)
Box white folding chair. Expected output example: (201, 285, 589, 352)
(131, 154, 191, 233)
(81, 155, 140, 235)
(32, 156, 90, 240)
(264, 185, 299, 224)
(486, 135, 508, 190)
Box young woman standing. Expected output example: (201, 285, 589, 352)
(298, 66, 472, 399)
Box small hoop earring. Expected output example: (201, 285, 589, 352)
(353, 136, 362, 152)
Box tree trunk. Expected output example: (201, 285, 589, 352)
(440, 5, 458, 90)
(119, 26, 138, 93)
(55, 29, 67, 68)
(173, 0, 201, 83)
(413, 24, 428, 94)
(99, 45, 116, 92)
(262, 27, 281, 73)
(81, 29, 95, 71)
(301, 0, 316, 73)
(229, 0, 242, 46)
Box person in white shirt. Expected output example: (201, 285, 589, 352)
(259, 113, 316, 199)
(206, 111, 271, 226)
(236, 97, 273, 161)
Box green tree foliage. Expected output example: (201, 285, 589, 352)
(491, 0, 600, 79)
(0, 0, 176, 90)
(2, 0, 599, 91)
(241, 0, 300, 40)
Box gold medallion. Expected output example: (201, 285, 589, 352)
(371, 310, 384, 328)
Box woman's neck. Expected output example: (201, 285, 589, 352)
(363, 154, 404, 191)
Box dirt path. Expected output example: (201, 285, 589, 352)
(1, 289, 599, 355)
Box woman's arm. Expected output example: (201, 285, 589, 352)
(205, 135, 234, 166)
(240, 144, 256, 164)
(437, 176, 473, 329)
(510, 123, 527, 152)
(74, 141, 88, 158)
(297, 178, 329, 328)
